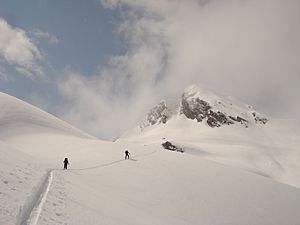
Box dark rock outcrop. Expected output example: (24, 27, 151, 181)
(181, 97, 235, 127)
(207, 110, 234, 127)
(140, 85, 268, 130)
(162, 141, 184, 153)
(229, 116, 249, 127)
(252, 112, 268, 124)
(181, 98, 211, 122)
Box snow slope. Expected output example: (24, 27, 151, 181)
(0, 92, 300, 225)
(0, 141, 46, 225)
(60, 144, 300, 225)
(123, 85, 300, 188)
(0, 92, 93, 140)
(123, 116, 300, 188)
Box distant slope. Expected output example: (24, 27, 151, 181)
(0, 92, 95, 164)
(0, 92, 93, 140)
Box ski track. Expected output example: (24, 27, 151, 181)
(19, 148, 157, 224)
(22, 170, 53, 225)
(73, 149, 157, 171)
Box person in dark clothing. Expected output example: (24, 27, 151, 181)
(63, 158, 69, 170)
(125, 150, 130, 159)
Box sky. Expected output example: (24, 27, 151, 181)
(0, 0, 299, 139)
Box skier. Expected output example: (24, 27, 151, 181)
(63, 158, 69, 170)
(125, 150, 130, 159)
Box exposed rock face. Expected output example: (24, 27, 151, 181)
(181, 97, 235, 127)
(140, 85, 268, 130)
(180, 91, 249, 127)
(229, 116, 249, 127)
(206, 110, 234, 127)
(181, 98, 211, 122)
(140, 101, 170, 130)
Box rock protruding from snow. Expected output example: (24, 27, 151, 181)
(140, 101, 171, 130)
(252, 111, 268, 124)
(181, 96, 234, 127)
(162, 141, 184, 153)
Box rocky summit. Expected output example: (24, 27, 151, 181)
(140, 85, 268, 129)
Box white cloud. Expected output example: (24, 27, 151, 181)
(60, 0, 300, 138)
(101, 0, 300, 116)
(58, 63, 161, 139)
(32, 29, 59, 45)
(0, 18, 44, 79)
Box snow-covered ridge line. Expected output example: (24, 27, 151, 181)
(0, 92, 94, 139)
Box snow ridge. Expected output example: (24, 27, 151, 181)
(0, 92, 93, 139)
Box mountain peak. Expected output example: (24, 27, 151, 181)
(140, 85, 268, 130)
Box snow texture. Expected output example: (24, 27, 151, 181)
(0, 91, 300, 225)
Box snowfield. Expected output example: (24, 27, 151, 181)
(0, 92, 300, 225)
(125, 85, 300, 188)
(124, 116, 300, 188)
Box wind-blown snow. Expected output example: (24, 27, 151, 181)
(0, 92, 299, 225)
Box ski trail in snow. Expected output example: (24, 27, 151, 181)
(132, 149, 157, 159)
(73, 149, 158, 171)
(74, 159, 124, 171)
(17, 149, 157, 224)
(25, 170, 53, 225)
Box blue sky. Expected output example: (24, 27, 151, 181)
(0, 0, 300, 139)
(1, 0, 122, 72)
(0, 0, 123, 107)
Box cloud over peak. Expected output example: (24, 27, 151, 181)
(60, 0, 300, 138)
